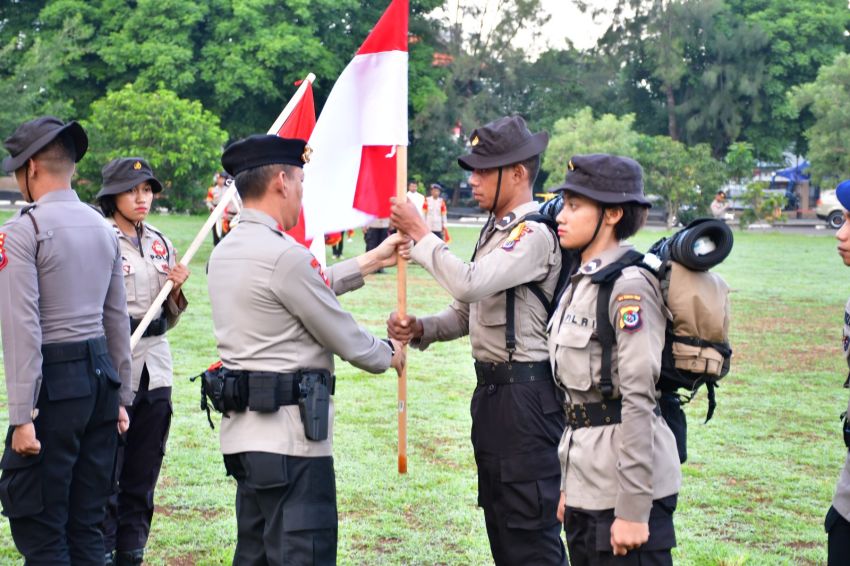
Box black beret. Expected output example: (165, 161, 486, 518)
(96, 157, 163, 199)
(551, 154, 650, 207)
(221, 135, 309, 176)
(3, 116, 88, 173)
(457, 115, 548, 171)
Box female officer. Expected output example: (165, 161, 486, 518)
(826, 179, 850, 565)
(96, 158, 189, 566)
(548, 154, 681, 565)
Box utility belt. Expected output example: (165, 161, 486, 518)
(41, 335, 109, 364)
(191, 365, 335, 441)
(129, 312, 168, 338)
(565, 399, 661, 429)
(473, 360, 551, 386)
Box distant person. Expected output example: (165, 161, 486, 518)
(710, 190, 730, 220)
(826, 179, 850, 565)
(424, 183, 448, 240)
(205, 171, 228, 212)
(406, 181, 425, 218)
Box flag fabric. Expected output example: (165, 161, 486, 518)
(277, 80, 316, 248)
(302, 0, 409, 246)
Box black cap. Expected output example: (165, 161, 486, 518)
(551, 154, 650, 207)
(457, 115, 548, 171)
(221, 135, 310, 176)
(96, 158, 163, 199)
(3, 116, 88, 173)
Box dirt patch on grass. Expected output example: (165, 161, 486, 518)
(167, 554, 196, 566)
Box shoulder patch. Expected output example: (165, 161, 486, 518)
(151, 239, 167, 257)
(618, 305, 642, 333)
(501, 222, 532, 252)
(310, 257, 331, 288)
(0, 232, 7, 271)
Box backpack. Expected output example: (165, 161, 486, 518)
(590, 218, 733, 462)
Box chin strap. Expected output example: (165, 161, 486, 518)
(490, 167, 503, 215)
(579, 207, 606, 257)
(22, 162, 33, 203)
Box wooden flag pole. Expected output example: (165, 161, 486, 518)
(396, 145, 408, 474)
(130, 73, 317, 351)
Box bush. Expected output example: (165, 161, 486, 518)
(79, 83, 227, 211)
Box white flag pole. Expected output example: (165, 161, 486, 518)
(130, 73, 317, 351)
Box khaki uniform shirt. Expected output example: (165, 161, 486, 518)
(424, 196, 447, 232)
(113, 221, 187, 392)
(208, 209, 392, 457)
(831, 298, 850, 521)
(407, 191, 425, 219)
(412, 201, 560, 363)
(0, 190, 133, 424)
(549, 244, 681, 523)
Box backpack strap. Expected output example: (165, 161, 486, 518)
(590, 250, 647, 400)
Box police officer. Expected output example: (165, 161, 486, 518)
(96, 158, 189, 566)
(0, 116, 132, 564)
(548, 155, 681, 564)
(827, 179, 850, 565)
(389, 115, 567, 565)
(207, 134, 405, 565)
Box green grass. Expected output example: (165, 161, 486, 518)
(0, 212, 846, 564)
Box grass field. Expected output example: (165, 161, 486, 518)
(0, 212, 847, 565)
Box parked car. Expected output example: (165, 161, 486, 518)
(816, 189, 844, 229)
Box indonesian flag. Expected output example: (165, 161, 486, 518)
(302, 0, 408, 246)
(277, 80, 316, 247)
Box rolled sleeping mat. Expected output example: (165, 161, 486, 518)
(538, 192, 564, 221)
(667, 218, 734, 271)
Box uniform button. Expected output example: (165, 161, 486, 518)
(47, 230, 54, 236)
(487, 384, 495, 393)
(95, 369, 102, 376)
(601, 403, 607, 410)
(605, 417, 611, 423)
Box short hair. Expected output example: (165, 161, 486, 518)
(234, 163, 295, 201)
(98, 195, 118, 217)
(32, 131, 76, 175)
(513, 154, 540, 186)
(612, 203, 649, 240)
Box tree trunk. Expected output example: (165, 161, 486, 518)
(665, 84, 678, 141)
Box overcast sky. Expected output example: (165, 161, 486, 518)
(431, 0, 616, 54)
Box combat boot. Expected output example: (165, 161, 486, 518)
(115, 548, 144, 566)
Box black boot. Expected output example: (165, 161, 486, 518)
(115, 548, 144, 566)
(104, 551, 115, 566)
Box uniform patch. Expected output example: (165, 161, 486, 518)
(616, 294, 641, 302)
(310, 257, 330, 288)
(0, 232, 8, 271)
(501, 222, 531, 251)
(121, 256, 134, 276)
(151, 240, 167, 257)
(581, 259, 602, 274)
(618, 305, 642, 332)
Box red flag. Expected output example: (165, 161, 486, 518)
(278, 80, 316, 246)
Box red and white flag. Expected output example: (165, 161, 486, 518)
(302, 0, 408, 246)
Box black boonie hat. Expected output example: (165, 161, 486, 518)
(221, 135, 309, 176)
(551, 154, 650, 207)
(96, 158, 163, 199)
(3, 116, 88, 173)
(457, 115, 548, 171)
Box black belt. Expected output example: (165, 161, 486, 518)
(566, 399, 661, 429)
(41, 336, 108, 364)
(474, 361, 551, 386)
(225, 368, 336, 410)
(130, 313, 168, 338)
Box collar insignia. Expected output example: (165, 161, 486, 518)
(301, 145, 313, 164)
(471, 135, 479, 146)
(133, 161, 142, 170)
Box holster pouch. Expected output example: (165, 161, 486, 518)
(299, 371, 331, 441)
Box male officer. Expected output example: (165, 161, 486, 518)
(389, 115, 567, 565)
(208, 134, 405, 565)
(827, 178, 850, 564)
(0, 116, 132, 564)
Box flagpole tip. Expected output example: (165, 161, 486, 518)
(306, 73, 316, 83)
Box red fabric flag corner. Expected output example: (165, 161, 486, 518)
(357, 0, 409, 55)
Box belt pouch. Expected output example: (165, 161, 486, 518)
(248, 373, 279, 413)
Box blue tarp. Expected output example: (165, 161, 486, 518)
(773, 161, 811, 183)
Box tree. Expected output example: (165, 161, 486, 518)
(637, 135, 727, 226)
(790, 53, 850, 186)
(79, 84, 227, 211)
(542, 108, 641, 183)
(724, 141, 755, 184)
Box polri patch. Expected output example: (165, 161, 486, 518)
(618, 305, 642, 333)
(0, 232, 8, 271)
(501, 222, 531, 252)
(151, 240, 167, 257)
(310, 257, 330, 288)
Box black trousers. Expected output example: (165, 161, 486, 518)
(0, 338, 121, 565)
(563, 495, 677, 566)
(826, 505, 850, 565)
(102, 366, 172, 552)
(364, 227, 388, 252)
(471, 378, 567, 566)
(223, 452, 337, 566)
